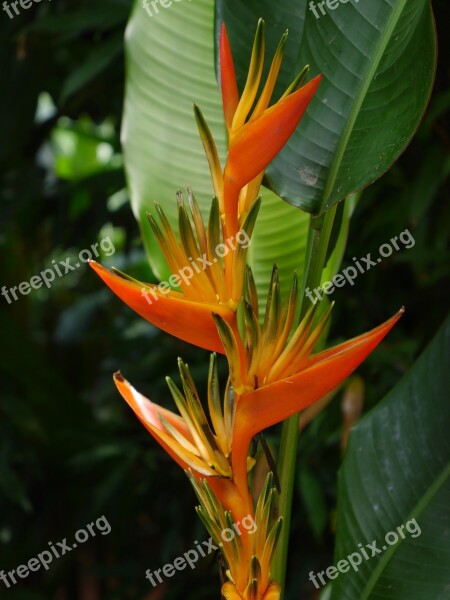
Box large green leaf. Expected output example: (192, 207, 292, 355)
(329, 314, 450, 600)
(216, 0, 436, 214)
(122, 0, 226, 281)
(251, 186, 309, 315)
(122, 0, 346, 304)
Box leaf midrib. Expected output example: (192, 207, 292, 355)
(321, 0, 408, 211)
(359, 460, 450, 600)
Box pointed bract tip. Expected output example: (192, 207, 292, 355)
(279, 30, 288, 46)
(113, 371, 125, 383)
(88, 259, 104, 273)
(193, 103, 201, 118)
(254, 18, 265, 47)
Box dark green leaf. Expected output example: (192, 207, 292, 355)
(216, 0, 437, 214)
(61, 33, 123, 102)
(298, 468, 328, 539)
(330, 314, 450, 600)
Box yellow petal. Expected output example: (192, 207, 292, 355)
(194, 104, 224, 204)
(221, 581, 243, 600)
(231, 19, 265, 131)
(250, 31, 287, 121)
(262, 582, 281, 600)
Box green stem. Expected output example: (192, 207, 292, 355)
(272, 204, 337, 596)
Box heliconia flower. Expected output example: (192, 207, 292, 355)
(111, 269, 402, 599)
(191, 472, 282, 600)
(114, 356, 232, 477)
(196, 20, 322, 236)
(213, 266, 404, 489)
(89, 191, 259, 353)
(113, 355, 255, 522)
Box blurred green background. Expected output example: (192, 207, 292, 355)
(0, 1, 449, 599)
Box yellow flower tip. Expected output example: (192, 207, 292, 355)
(281, 64, 311, 99)
(221, 580, 280, 600)
(194, 103, 223, 200)
(222, 581, 242, 600)
(231, 19, 266, 131)
(228, 298, 240, 311)
(262, 582, 281, 600)
(251, 29, 289, 121)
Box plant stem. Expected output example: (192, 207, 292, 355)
(272, 203, 338, 596)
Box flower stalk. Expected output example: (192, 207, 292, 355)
(272, 203, 338, 592)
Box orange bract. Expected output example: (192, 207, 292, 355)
(220, 23, 239, 131)
(212, 268, 404, 491)
(89, 260, 234, 353)
(199, 20, 321, 237)
(223, 74, 322, 234)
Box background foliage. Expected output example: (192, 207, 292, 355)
(0, 1, 449, 599)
